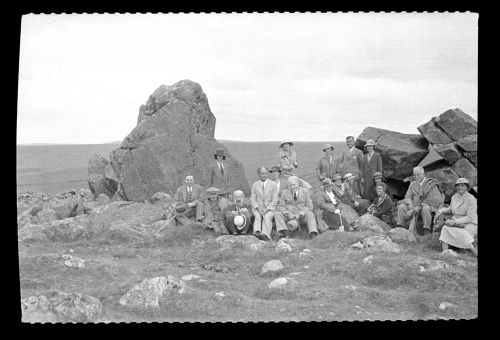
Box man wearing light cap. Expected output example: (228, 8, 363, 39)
(275, 176, 318, 239)
(340, 136, 364, 197)
(202, 186, 230, 234)
(223, 190, 253, 235)
(316, 143, 339, 183)
(397, 166, 444, 235)
(173, 175, 205, 226)
(209, 149, 231, 198)
(250, 167, 279, 241)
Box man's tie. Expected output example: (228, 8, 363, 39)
(220, 163, 224, 176)
(294, 190, 298, 200)
(262, 182, 266, 206)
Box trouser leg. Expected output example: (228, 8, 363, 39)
(253, 212, 262, 233)
(260, 211, 274, 238)
(175, 209, 195, 226)
(273, 211, 288, 232)
(195, 202, 204, 221)
(224, 212, 237, 234)
(301, 211, 318, 234)
(397, 204, 410, 227)
(421, 204, 432, 230)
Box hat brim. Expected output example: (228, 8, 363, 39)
(455, 182, 470, 188)
(280, 142, 294, 147)
(214, 155, 226, 159)
(323, 147, 334, 151)
(235, 214, 247, 230)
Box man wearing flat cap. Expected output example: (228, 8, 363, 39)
(250, 167, 279, 241)
(223, 190, 253, 235)
(202, 186, 230, 234)
(340, 136, 364, 197)
(275, 176, 318, 239)
(278, 141, 298, 179)
(172, 175, 205, 226)
(209, 148, 231, 199)
(316, 143, 339, 184)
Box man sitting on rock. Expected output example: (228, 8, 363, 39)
(274, 176, 319, 239)
(223, 190, 253, 235)
(331, 173, 369, 215)
(397, 166, 444, 235)
(173, 175, 205, 226)
(250, 167, 279, 241)
(202, 187, 230, 234)
(367, 183, 394, 225)
(317, 178, 350, 231)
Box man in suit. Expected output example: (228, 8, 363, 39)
(274, 176, 318, 239)
(202, 187, 230, 234)
(316, 144, 339, 183)
(223, 190, 253, 235)
(173, 175, 205, 226)
(361, 139, 383, 201)
(269, 165, 289, 197)
(209, 149, 231, 199)
(397, 166, 444, 235)
(340, 136, 364, 197)
(250, 167, 279, 241)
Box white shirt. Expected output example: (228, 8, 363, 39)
(347, 146, 355, 156)
(326, 190, 337, 204)
(275, 179, 280, 193)
(217, 161, 224, 172)
(261, 179, 269, 191)
(187, 186, 192, 193)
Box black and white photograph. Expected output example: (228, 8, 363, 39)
(17, 12, 478, 322)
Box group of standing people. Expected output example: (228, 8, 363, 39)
(169, 137, 477, 256)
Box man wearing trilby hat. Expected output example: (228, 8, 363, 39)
(278, 140, 298, 179)
(209, 148, 231, 199)
(339, 136, 364, 197)
(316, 143, 339, 184)
(361, 139, 383, 201)
(202, 186, 230, 234)
(223, 190, 253, 235)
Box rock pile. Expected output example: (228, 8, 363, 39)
(355, 108, 477, 201)
(88, 79, 251, 202)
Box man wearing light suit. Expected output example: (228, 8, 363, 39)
(173, 175, 205, 226)
(209, 149, 231, 199)
(250, 167, 279, 241)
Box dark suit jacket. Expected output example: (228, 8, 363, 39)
(174, 184, 204, 204)
(317, 190, 340, 212)
(316, 156, 340, 180)
(209, 161, 231, 195)
(361, 152, 383, 181)
(371, 194, 393, 218)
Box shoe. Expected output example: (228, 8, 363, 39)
(309, 231, 318, 239)
(278, 230, 290, 239)
(254, 231, 262, 239)
(259, 234, 270, 241)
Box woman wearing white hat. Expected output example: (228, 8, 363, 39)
(436, 178, 478, 256)
(278, 141, 298, 179)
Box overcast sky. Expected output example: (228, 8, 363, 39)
(17, 13, 478, 144)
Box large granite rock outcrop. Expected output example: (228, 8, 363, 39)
(88, 80, 250, 201)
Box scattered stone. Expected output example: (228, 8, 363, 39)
(304, 266, 310, 269)
(119, 276, 187, 308)
(18, 223, 49, 243)
(275, 238, 293, 253)
(267, 277, 291, 290)
(46, 196, 80, 220)
(362, 235, 401, 253)
(350, 241, 364, 249)
(21, 291, 103, 323)
(44, 216, 93, 242)
(345, 285, 358, 291)
(355, 214, 390, 233)
(214, 292, 228, 299)
(289, 272, 303, 276)
(439, 302, 455, 311)
(62, 255, 86, 269)
(36, 209, 58, 224)
(362, 255, 374, 265)
(387, 227, 417, 243)
(456, 260, 467, 267)
(412, 257, 452, 272)
(440, 249, 458, 257)
(260, 260, 285, 275)
(181, 274, 201, 281)
(299, 249, 312, 258)
(215, 235, 267, 252)
(69, 249, 74, 253)
(96, 194, 111, 206)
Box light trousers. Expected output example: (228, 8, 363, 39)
(253, 210, 275, 238)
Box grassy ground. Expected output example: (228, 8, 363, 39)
(18, 224, 477, 322)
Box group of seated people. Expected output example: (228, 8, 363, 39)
(169, 142, 478, 257)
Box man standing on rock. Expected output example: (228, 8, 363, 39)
(316, 144, 339, 184)
(340, 136, 364, 197)
(202, 187, 230, 234)
(274, 176, 318, 239)
(173, 175, 205, 226)
(223, 190, 253, 235)
(250, 167, 279, 241)
(209, 149, 231, 199)
(397, 166, 444, 235)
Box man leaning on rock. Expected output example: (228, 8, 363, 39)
(397, 166, 444, 235)
(173, 175, 205, 226)
(209, 149, 231, 199)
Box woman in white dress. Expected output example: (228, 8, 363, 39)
(436, 178, 478, 256)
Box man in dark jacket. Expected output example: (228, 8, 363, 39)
(367, 183, 394, 225)
(173, 175, 205, 226)
(208, 149, 231, 198)
(223, 190, 253, 235)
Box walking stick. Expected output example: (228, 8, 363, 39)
(154, 215, 177, 235)
(335, 209, 345, 232)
